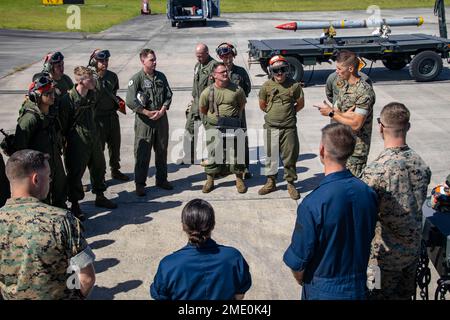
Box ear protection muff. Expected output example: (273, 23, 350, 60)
(89, 49, 100, 68)
(43, 53, 53, 73)
(89, 49, 111, 68)
(216, 43, 237, 57)
(28, 82, 40, 103)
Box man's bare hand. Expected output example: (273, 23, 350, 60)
(316, 100, 334, 117)
(142, 109, 157, 118)
(150, 106, 167, 121)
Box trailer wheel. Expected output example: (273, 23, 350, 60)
(260, 60, 269, 75)
(285, 56, 304, 82)
(409, 51, 443, 82)
(382, 56, 407, 70)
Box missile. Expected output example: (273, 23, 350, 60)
(276, 17, 424, 31)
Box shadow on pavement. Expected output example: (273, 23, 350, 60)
(90, 239, 115, 250)
(298, 173, 325, 194)
(174, 20, 230, 29)
(83, 199, 182, 238)
(94, 258, 120, 274)
(89, 280, 144, 300)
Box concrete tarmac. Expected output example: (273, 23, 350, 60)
(0, 8, 449, 300)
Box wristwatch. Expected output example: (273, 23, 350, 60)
(328, 111, 335, 118)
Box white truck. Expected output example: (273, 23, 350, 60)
(167, 0, 220, 27)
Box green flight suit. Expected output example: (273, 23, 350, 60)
(183, 56, 217, 163)
(30, 73, 73, 131)
(14, 100, 67, 208)
(0, 153, 9, 208)
(60, 87, 107, 202)
(94, 70, 122, 172)
(229, 64, 252, 170)
(126, 69, 173, 187)
(259, 78, 303, 182)
(199, 82, 247, 176)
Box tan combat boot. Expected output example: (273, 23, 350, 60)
(235, 173, 247, 194)
(287, 182, 300, 200)
(202, 174, 215, 193)
(258, 176, 277, 195)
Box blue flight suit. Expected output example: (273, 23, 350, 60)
(283, 170, 378, 300)
(150, 238, 251, 300)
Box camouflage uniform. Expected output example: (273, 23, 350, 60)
(0, 153, 9, 208)
(60, 87, 107, 203)
(325, 71, 372, 104)
(199, 82, 247, 176)
(361, 145, 431, 300)
(259, 78, 304, 182)
(94, 70, 123, 172)
(334, 78, 375, 177)
(126, 70, 173, 187)
(14, 100, 67, 209)
(183, 56, 217, 163)
(0, 197, 95, 300)
(229, 64, 252, 171)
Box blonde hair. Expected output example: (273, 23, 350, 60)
(74, 66, 94, 82)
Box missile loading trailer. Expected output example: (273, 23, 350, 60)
(248, 1, 450, 82)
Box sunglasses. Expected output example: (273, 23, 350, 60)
(272, 66, 289, 74)
(35, 76, 53, 90)
(217, 46, 232, 56)
(95, 50, 111, 60)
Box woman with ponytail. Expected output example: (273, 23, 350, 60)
(150, 199, 252, 300)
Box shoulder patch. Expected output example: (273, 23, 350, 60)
(128, 80, 134, 87)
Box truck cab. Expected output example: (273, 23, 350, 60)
(167, 0, 220, 27)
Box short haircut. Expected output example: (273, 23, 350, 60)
(213, 62, 226, 72)
(181, 199, 215, 247)
(380, 102, 410, 136)
(6, 150, 49, 181)
(336, 50, 359, 71)
(321, 123, 356, 164)
(73, 66, 94, 82)
(139, 48, 155, 61)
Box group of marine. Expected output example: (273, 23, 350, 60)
(0, 40, 441, 300)
(0, 42, 401, 221)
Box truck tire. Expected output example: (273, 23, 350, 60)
(284, 56, 304, 82)
(260, 60, 269, 75)
(382, 56, 407, 70)
(409, 50, 443, 82)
